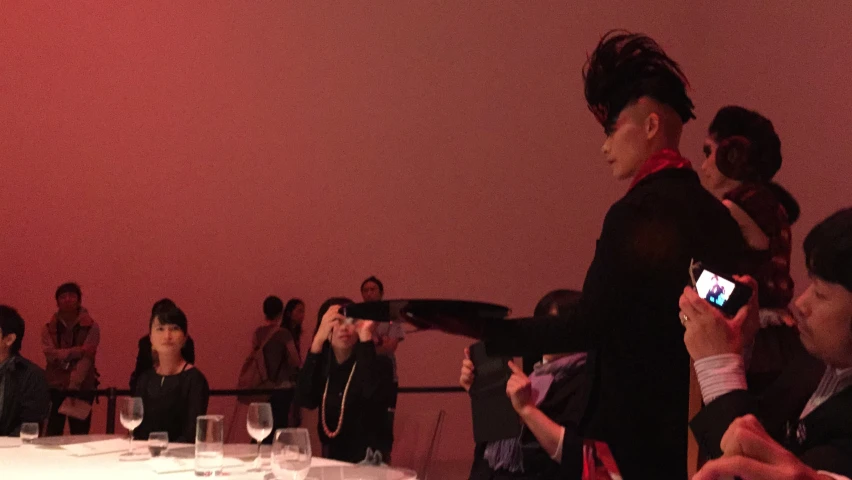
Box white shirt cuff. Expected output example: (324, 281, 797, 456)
(818, 472, 851, 480)
(551, 426, 566, 463)
(694, 353, 747, 404)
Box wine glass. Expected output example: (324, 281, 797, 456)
(271, 428, 311, 480)
(246, 402, 273, 470)
(119, 397, 144, 459)
(148, 432, 169, 457)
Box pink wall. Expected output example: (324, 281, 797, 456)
(1, 2, 849, 477)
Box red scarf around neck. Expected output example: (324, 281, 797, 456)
(628, 149, 693, 191)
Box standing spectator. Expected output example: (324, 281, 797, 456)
(0, 306, 50, 436)
(129, 298, 196, 391)
(255, 296, 300, 439)
(281, 298, 306, 358)
(360, 276, 404, 454)
(281, 298, 306, 427)
(42, 282, 100, 435)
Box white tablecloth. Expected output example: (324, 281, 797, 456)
(0, 435, 417, 480)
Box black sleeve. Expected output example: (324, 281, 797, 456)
(294, 346, 327, 410)
(539, 360, 594, 430)
(183, 336, 196, 364)
(354, 341, 394, 407)
(12, 365, 50, 435)
(130, 336, 152, 391)
(487, 201, 671, 355)
(180, 370, 210, 443)
(689, 390, 755, 458)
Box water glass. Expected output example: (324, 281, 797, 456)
(271, 428, 311, 480)
(195, 415, 224, 477)
(148, 431, 169, 457)
(19, 422, 39, 445)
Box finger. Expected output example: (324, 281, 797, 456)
(731, 302, 753, 329)
(464, 347, 470, 360)
(462, 359, 474, 371)
(719, 418, 789, 464)
(733, 275, 759, 292)
(694, 456, 781, 480)
(507, 360, 524, 375)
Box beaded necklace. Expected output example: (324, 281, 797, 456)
(321, 361, 357, 438)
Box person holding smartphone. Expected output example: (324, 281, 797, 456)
(294, 298, 394, 463)
(683, 207, 852, 478)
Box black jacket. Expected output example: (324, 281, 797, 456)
(0, 355, 50, 436)
(295, 341, 395, 463)
(485, 168, 746, 479)
(690, 351, 852, 476)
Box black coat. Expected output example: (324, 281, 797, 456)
(0, 355, 50, 436)
(485, 168, 746, 479)
(691, 351, 852, 476)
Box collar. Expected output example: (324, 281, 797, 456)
(50, 308, 94, 330)
(628, 148, 693, 191)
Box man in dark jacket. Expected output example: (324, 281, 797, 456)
(687, 207, 852, 478)
(0, 305, 50, 436)
(482, 31, 747, 478)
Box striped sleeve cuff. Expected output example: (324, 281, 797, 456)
(694, 353, 747, 404)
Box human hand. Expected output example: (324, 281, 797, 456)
(506, 360, 534, 414)
(459, 348, 475, 392)
(694, 415, 827, 480)
(679, 276, 758, 360)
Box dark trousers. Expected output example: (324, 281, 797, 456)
(46, 390, 93, 436)
(264, 389, 295, 444)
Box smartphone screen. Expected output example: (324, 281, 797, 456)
(692, 266, 752, 316)
(695, 270, 737, 308)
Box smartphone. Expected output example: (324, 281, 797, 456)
(692, 265, 753, 316)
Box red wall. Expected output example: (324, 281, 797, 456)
(1, 2, 850, 477)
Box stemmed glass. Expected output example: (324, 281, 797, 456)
(270, 428, 311, 480)
(119, 397, 144, 460)
(246, 402, 274, 470)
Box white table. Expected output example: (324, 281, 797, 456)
(0, 435, 417, 480)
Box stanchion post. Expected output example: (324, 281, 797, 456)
(106, 388, 117, 434)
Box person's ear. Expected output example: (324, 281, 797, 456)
(645, 112, 660, 140)
(1, 333, 16, 350)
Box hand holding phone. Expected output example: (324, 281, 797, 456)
(690, 262, 753, 316)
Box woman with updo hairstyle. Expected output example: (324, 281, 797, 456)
(700, 105, 803, 393)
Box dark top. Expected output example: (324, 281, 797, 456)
(0, 355, 50, 436)
(295, 341, 394, 463)
(133, 366, 209, 443)
(724, 182, 794, 308)
(130, 335, 195, 391)
(484, 168, 747, 479)
(690, 351, 852, 475)
(469, 353, 594, 480)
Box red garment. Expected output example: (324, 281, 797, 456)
(628, 148, 693, 190)
(724, 182, 794, 308)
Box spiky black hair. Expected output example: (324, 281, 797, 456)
(583, 30, 695, 131)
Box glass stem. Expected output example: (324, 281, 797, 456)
(128, 429, 133, 454)
(256, 442, 262, 464)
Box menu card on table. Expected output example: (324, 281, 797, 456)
(61, 438, 130, 456)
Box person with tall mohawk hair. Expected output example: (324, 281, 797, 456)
(481, 31, 748, 478)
